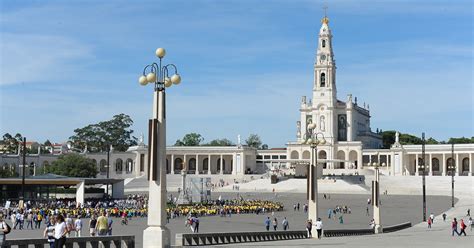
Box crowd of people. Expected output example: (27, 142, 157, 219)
(167, 198, 284, 219)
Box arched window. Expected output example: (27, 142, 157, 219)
(115, 158, 123, 173)
(188, 158, 196, 174)
(203, 158, 209, 171)
(322, 39, 326, 48)
(320, 73, 326, 87)
(99, 159, 107, 173)
(318, 150, 327, 169)
(432, 158, 440, 172)
(462, 158, 469, 172)
(174, 158, 183, 171)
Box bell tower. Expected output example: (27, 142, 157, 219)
(311, 11, 337, 144)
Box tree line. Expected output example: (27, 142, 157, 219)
(174, 133, 268, 149)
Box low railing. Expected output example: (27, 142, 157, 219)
(176, 230, 307, 246)
(323, 228, 374, 237)
(176, 222, 412, 246)
(3, 235, 135, 248)
(382, 222, 412, 233)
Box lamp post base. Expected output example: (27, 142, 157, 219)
(143, 226, 171, 248)
(374, 225, 383, 234)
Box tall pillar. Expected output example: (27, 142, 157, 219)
(171, 154, 175, 174)
(143, 89, 170, 248)
(219, 154, 223, 175)
(196, 155, 200, 175)
(429, 153, 433, 176)
(242, 153, 247, 174)
(76, 181, 85, 207)
(373, 168, 382, 233)
(442, 153, 446, 176)
(308, 147, 319, 236)
(183, 154, 187, 173)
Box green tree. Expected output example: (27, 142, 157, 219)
(0, 167, 18, 178)
(245, 134, 262, 149)
(175, 133, 204, 146)
(69, 113, 137, 152)
(45, 153, 97, 178)
(203, 138, 234, 146)
(261, 144, 269, 150)
(2, 133, 21, 153)
(447, 137, 474, 144)
(426, 137, 439, 144)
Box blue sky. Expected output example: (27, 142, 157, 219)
(0, 0, 472, 147)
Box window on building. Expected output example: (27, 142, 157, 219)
(280, 155, 287, 159)
(320, 73, 326, 87)
(272, 155, 278, 159)
(322, 40, 326, 48)
(256, 155, 263, 159)
(264, 155, 270, 159)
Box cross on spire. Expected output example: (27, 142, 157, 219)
(323, 3, 328, 17)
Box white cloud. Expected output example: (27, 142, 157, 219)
(0, 33, 94, 85)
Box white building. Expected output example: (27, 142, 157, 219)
(1, 15, 472, 179)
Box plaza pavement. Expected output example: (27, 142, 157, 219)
(6, 192, 456, 247)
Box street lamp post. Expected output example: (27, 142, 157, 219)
(371, 156, 384, 234)
(139, 48, 181, 248)
(106, 144, 110, 197)
(449, 143, 455, 207)
(419, 132, 427, 222)
(301, 121, 326, 230)
(21, 137, 26, 201)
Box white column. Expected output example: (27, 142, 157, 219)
(219, 154, 223, 175)
(76, 181, 85, 207)
(196, 155, 200, 175)
(415, 154, 419, 176)
(208, 154, 212, 175)
(232, 153, 237, 175)
(469, 153, 473, 176)
(171, 154, 175, 174)
(456, 153, 460, 176)
(442, 153, 446, 176)
(429, 153, 433, 176)
(242, 153, 247, 174)
(183, 154, 187, 173)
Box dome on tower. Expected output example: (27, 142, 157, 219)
(321, 16, 329, 25)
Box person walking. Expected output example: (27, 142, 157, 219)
(26, 212, 33, 229)
(53, 215, 68, 248)
(272, 218, 278, 231)
(306, 219, 313, 238)
(468, 217, 473, 231)
(339, 215, 344, 224)
(95, 212, 108, 236)
(315, 218, 323, 239)
(467, 209, 470, 217)
(43, 217, 55, 248)
(442, 213, 447, 221)
(427, 217, 432, 229)
(429, 213, 435, 223)
(0, 214, 11, 248)
(10, 213, 16, 230)
(458, 219, 467, 236)
(89, 215, 97, 237)
(282, 217, 289, 231)
(193, 216, 199, 233)
(366, 207, 369, 216)
(264, 217, 271, 231)
(327, 209, 332, 219)
(74, 216, 82, 237)
(107, 214, 113, 236)
(64, 215, 73, 238)
(452, 218, 460, 236)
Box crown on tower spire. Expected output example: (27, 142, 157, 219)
(321, 4, 329, 24)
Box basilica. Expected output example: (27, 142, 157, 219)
(1, 15, 473, 181)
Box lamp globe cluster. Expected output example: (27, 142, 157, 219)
(138, 47, 182, 87)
